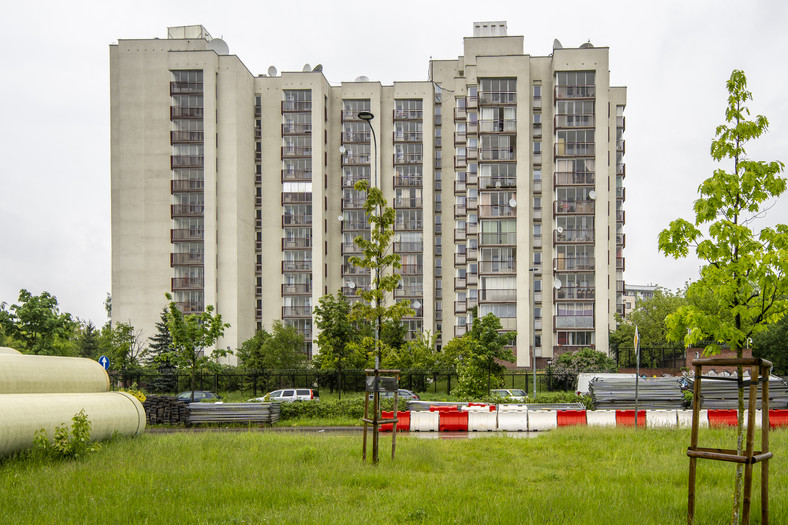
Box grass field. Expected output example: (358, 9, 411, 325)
(1, 426, 785, 524)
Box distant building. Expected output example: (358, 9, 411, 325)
(622, 284, 659, 317)
(110, 22, 628, 366)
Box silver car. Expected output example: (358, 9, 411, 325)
(490, 388, 528, 401)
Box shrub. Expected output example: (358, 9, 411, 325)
(33, 410, 100, 460)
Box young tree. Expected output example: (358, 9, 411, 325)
(237, 321, 306, 370)
(547, 347, 618, 391)
(106, 322, 148, 372)
(163, 293, 230, 402)
(313, 292, 371, 399)
(658, 70, 787, 523)
(148, 308, 173, 360)
(348, 180, 414, 365)
(75, 320, 102, 360)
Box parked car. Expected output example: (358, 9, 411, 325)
(490, 388, 528, 401)
(251, 389, 319, 403)
(368, 389, 420, 400)
(176, 390, 221, 403)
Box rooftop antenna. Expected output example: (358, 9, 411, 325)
(267, 65, 278, 77)
(302, 63, 311, 72)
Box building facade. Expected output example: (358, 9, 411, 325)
(110, 23, 626, 367)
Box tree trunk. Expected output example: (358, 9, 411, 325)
(730, 347, 744, 525)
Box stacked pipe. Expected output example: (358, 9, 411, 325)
(688, 376, 788, 409)
(141, 394, 190, 425)
(589, 377, 685, 410)
(0, 351, 146, 457)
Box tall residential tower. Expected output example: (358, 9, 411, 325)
(110, 23, 626, 366)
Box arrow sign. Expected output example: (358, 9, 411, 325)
(98, 355, 110, 370)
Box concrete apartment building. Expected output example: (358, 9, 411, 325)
(110, 22, 627, 367)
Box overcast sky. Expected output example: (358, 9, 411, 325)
(1, 0, 786, 327)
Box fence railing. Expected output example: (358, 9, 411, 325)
(612, 346, 686, 370)
(108, 369, 575, 397)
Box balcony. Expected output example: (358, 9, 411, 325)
(554, 142, 594, 157)
(393, 176, 423, 187)
(393, 109, 423, 120)
(479, 288, 517, 301)
(553, 257, 595, 271)
(341, 109, 365, 121)
(170, 155, 204, 168)
(341, 131, 370, 143)
(616, 187, 626, 201)
(170, 252, 204, 266)
(170, 228, 204, 242)
(554, 85, 596, 99)
(616, 257, 626, 271)
(454, 229, 467, 242)
(341, 285, 366, 297)
(282, 193, 312, 204)
(454, 155, 467, 169)
(479, 260, 516, 274)
(393, 153, 423, 165)
(554, 200, 595, 215)
(454, 203, 466, 217)
(282, 123, 312, 135)
(282, 283, 312, 295)
(616, 164, 626, 178)
(170, 130, 204, 143)
(467, 147, 478, 161)
(282, 306, 312, 317)
(281, 100, 312, 112)
(394, 286, 423, 298)
(170, 81, 203, 95)
(454, 301, 467, 314)
(171, 179, 204, 192)
(176, 301, 204, 314)
(394, 220, 422, 231)
(282, 215, 312, 226)
(478, 91, 516, 105)
(554, 228, 594, 243)
(342, 264, 370, 276)
(480, 232, 517, 245)
(467, 247, 478, 261)
(467, 121, 478, 134)
(554, 314, 594, 329)
(554, 172, 595, 186)
(479, 177, 516, 190)
(454, 253, 466, 266)
(281, 146, 312, 158)
(467, 222, 478, 235)
(616, 280, 626, 293)
(616, 140, 626, 154)
(479, 148, 515, 161)
(171, 204, 204, 217)
(616, 233, 626, 247)
(282, 260, 312, 272)
(393, 241, 423, 252)
(393, 131, 423, 142)
(617, 210, 626, 223)
(454, 277, 466, 289)
(454, 132, 467, 145)
(170, 106, 204, 119)
(479, 119, 517, 133)
(478, 205, 516, 218)
(617, 116, 626, 130)
(394, 198, 423, 209)
(467, 95, 478, 108)
(282, 169, 312, 182)
(341, 241, 362, 254)
(342, 174, 369, 188)
(282, 237, 312, 249)
(342, 197, 366, 209)
(454, 180, 466, 194)
(342, 220, 369, 231)
(454, 107, 467, 120)
(555, 287, 595, 301)
(455, 325, 467, 337)
(342, 153, 372, 165)
(401, 264, 423, 275)
(554, 114, 595, 128)
(171, 277, 204, 290)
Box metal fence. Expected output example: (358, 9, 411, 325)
(612, 346, 686, 370)
(108, 368, 575, 397)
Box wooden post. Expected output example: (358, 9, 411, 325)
(741, 364, 759, 524)
(362, 391, 369, 462)
(687, 364, 702, 524)
(761, 364, 770, 524)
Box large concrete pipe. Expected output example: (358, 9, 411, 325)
(0, 354, 109, 394)
(0, 347, 22, 354)
(0, 392, 146, 456)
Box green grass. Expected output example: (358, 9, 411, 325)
(1, 426, 785, 524)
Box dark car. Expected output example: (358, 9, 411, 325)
(176, 390, 221, 403)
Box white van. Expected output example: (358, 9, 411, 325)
(251, 389, 319, 402)
(575, 373, 636, 396)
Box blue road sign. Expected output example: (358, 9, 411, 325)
(98, 355, 110, 370)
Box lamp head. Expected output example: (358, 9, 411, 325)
(358, 111, 374, 122)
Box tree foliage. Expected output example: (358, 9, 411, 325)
(752, 313, 788, 375)
(548, 347, 618, 390)
(449, 312, 515, 398)
(162, 293, 230, 402)
(610, 288, 688, 350)
(104, 321, 148, 372)
(657, 70, 787, 523)
(2, 289, 77, 355)
(237, 321, 306, 371)
(347, 181, 414, 362)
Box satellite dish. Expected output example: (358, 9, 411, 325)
(346, 281, 356, 289)
(312, 64, 323, 72)
(303, 63, 311, 72)
(589, 190, 597, 200)
(580, 41, 594, 49)
(553, 39, 563, 50)
(412, 300, 422, 310)
(339, 145, 347, 154)
(553, 278, 563, 290)
(267, 65, 278, 77)
(355, 75, 369, 82)
(337, 215, 344, 222)
(207, 38, 229, 55)
(509, 198, 517, 208)
(557, 226, 564, 233)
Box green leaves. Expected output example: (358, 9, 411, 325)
(657, 69, 787, 357)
